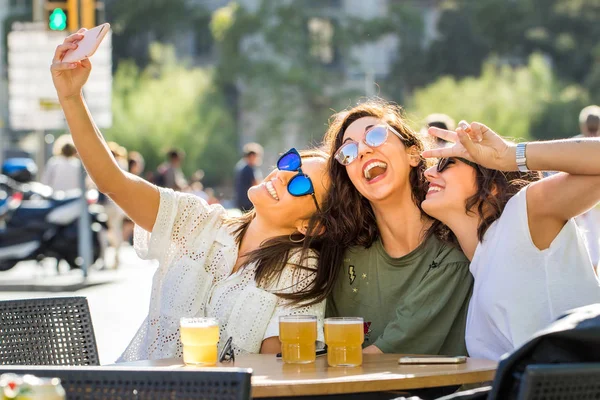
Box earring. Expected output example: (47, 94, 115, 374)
(289, 232, 305, 243)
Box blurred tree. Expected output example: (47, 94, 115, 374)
(104, 44, 236, 186)
(518, 0, 600, 86)
(209, 0, 375, 147)
(530, 84, 590, 140)
(385, 0, 600, 101)
(383, 0, 598, 140)
(408, 54, 586, 141)
(105, 0, 209, 68)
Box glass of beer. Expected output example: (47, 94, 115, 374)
(324, 317, 364, 367)
(279, 315, 317, 364)
(180, 317, 220, 366)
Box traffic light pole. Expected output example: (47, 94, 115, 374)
(66, 0, 78, 32)
(33, 0, 95, 278)
(32, 0, 44, 22)
(42, 0, 99, 32)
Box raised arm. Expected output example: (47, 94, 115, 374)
(51, 31, 159, 232)
(423, 122, 600, 249)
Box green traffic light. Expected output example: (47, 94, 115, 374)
(49, 8, 67, 31)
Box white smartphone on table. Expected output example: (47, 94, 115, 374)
(398, 355, 467, 365)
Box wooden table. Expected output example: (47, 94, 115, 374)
(115, 354, 497, 398)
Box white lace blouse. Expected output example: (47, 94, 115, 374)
(118, 188, 325, 362)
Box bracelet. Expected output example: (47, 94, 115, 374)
(516, 143, 528, 172)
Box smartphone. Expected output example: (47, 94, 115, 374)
(276, 348, 327, 359)
(62, 23, 110, 63)
(398, 356, 467, 365)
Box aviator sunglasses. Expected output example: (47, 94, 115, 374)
(334, 124, 407, 166)
(277, 148, 321, 212)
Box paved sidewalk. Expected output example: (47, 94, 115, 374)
(0, 246, 157, 364)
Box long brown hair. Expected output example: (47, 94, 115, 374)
(464, 163, 542, 241)
(303, 99, 453, 302)
(320, 99, 447, 248)
(225, 148, 332, 307)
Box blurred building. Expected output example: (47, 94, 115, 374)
(234, 0, 441, 167)
(101, 0, 433, 167)
(1, 0, 443, 172)
(0, 0, 33, 163)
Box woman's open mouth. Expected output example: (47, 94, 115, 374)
(363, 160, 388, 183)
(265, 181, 279, 200)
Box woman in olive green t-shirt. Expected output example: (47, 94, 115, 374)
(313, 100, 473, 355)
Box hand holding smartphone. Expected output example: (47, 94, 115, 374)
(398, 356, 467, 365)
(62, 23, 110, 63)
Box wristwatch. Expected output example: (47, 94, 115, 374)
(516, 143, 528, 172)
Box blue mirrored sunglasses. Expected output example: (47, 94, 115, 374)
(277, 148, 321, 212)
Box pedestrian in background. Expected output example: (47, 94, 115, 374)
(155, 149, 187, 191)
(123, 151, 146, 244)
(42, 134, 81, 192)
(234, 143, 263, 211)
(101, 141, 128, 269)
(423, 113, 456, 148)
(128, 151, 145, 177)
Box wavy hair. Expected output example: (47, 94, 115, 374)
(319, 99, 448, 248)
(465, 164, 542, 241)
(303, 99, 454, 302)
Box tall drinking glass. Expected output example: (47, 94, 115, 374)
(180, 317, 220, 366)
(324, 317, 364, 367)
(279, 315, 317, 364)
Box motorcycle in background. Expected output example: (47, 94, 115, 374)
(0, 172, 108, 272)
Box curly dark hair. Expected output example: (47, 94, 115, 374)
(464, 163, 542, 241)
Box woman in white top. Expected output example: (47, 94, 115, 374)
(41, 137, 81, 192)
(50, 32, 331, 361)
(421, 121, 600, 361)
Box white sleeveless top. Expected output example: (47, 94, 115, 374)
(466, 186, 600, 361)
(118, 188, 324, 362)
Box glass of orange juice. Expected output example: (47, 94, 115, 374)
(180, 317, 220, 366)
(324, 317, 364, 367)
(279, 315, 317, 364)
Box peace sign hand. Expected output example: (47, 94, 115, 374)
(421, 121, 518, 171)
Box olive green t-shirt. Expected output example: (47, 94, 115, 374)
(326, 235, 473, 355)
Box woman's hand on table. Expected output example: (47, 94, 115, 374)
(363, 345, 383, 354)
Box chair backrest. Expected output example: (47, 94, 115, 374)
(0, 366, 252, 400)
(0, 297, 99, 366)
(516, 363, 600, 400)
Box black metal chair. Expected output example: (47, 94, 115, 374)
(0, 366, 252, 400)
(402, 363, 600, 400)
(516, 363, 600, 400)
(0, 296, 99, 366)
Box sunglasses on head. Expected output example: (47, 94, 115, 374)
(436, 157, 478, 173)
(277, 148, 321, 212)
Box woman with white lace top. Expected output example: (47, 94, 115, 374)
(50, 32, 331, 361)
(421, 121, 600, 361)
